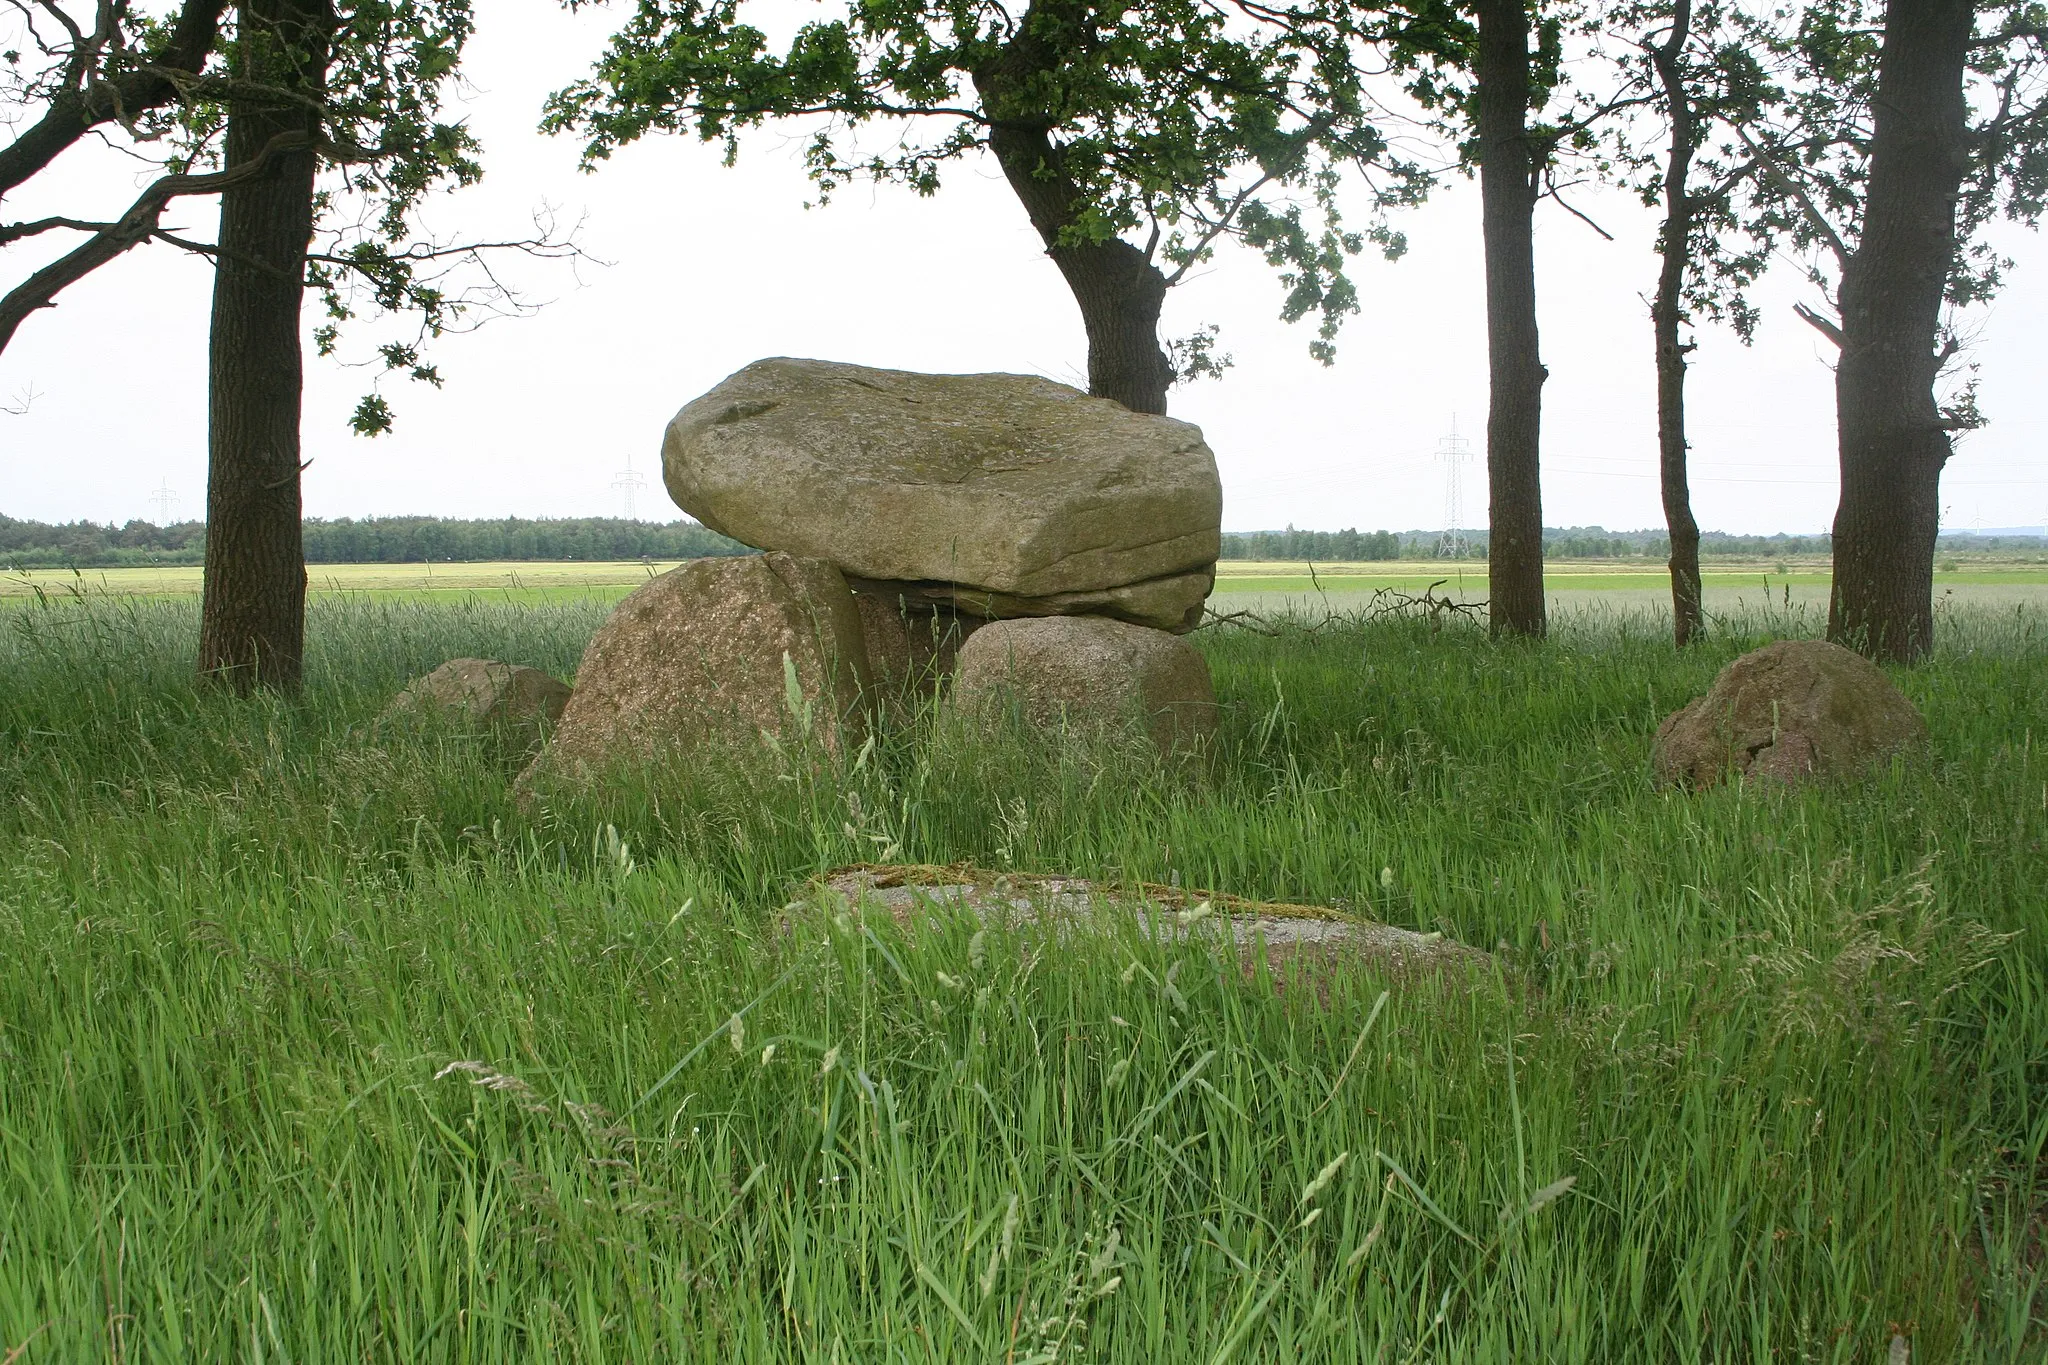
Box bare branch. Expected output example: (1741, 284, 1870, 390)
(1161, 168, 1277, 287)
(0, 215, 121, 244)
(1794, 301, 1845, 347)
(1542, 173, 1616, 240)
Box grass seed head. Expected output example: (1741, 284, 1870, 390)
(1301, 1151, 1350, 1205)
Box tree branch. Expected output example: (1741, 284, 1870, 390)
(0, 0, 229, 202)
(1793, 300, 1844, 347)
(0, 129, 311, 355)
(0, 215, 121, 245)
(1161, 168, 1278, 286)
(1736, 124, 1853, 271)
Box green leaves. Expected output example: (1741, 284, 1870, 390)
(348, 392, 395, 436)
(550, 0, 1465, 369)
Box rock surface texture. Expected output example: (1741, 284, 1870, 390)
(1653, 639, 1927, 788)
(384, 658, 570, 744)
(524, 553, 870, 786)
(950, 616, 1218, 755)
(814, 866, 1490, 983)
(662, 358, 1222, 632)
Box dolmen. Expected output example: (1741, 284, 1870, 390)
(523, 358, 1225, 787)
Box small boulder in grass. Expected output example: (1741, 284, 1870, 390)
(1653, 639, 1927, 789)
(949, 615, 1218, 757)
(384, 658, 570, 745)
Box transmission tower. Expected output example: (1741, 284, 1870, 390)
(148, 480, 179, 525)
(611, 455, 649, 521)
(1433, 418, 1473, 558)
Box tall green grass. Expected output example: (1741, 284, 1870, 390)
(0, 592, 2042, 1360)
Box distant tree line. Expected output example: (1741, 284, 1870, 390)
(10, 515, 2037, 571)
(1217, 527, 1875, 561)
(0, 517, 747, 569)
(1221, 529, 1412, 561)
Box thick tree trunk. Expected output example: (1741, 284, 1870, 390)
(980, 120, 1174, 415)
(1650, 0, 1704, 647)
(198, 0, 334, 692)
(1826, 0, 1973, 664)
(1474, 0, 1546, 638)
(974, 32, 1174, 416)
(1056, 232, 1172, 417)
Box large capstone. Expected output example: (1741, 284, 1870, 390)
(521, 553, 870, 788)
(662, 358, 1222, 632)
(1653, 639, 1927, 788)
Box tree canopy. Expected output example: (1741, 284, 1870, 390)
(547, 0, 1466, 402)
(1, 0, 571, 432)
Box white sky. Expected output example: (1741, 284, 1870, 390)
(2, 3, 2044, 535)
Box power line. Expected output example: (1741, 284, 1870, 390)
(147, 480, 178, 524)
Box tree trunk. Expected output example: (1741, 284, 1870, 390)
(1650, 0, 1704, 647)
(974, 37, 1174, 415)
(1826, 0, 1972, 664)
(1474, 0, 1547, 638)
(198, 0, 333, 692)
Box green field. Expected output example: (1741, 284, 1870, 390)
(0, 559, 682, 603)
(1, 594, 2043, 1359)
(12, 557, 2046, 617)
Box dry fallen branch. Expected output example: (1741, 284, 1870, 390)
(1198, 578, 1487, 635)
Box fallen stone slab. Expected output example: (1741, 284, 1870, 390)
(808, 864, 1491, 980)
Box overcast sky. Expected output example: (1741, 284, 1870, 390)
(3, 3, 2045, 536)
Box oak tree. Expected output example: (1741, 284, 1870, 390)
(1749, 0, 2048, 662)
(548, 0, 1462, 415)
(4, 2, 571, 690)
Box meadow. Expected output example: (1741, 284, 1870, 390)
(0, 586, 2043, 1360)
(11, 556, 2045, 619)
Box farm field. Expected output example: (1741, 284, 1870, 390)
(0, 592, 2042, 1359)
(8, 554, 2048, 612)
